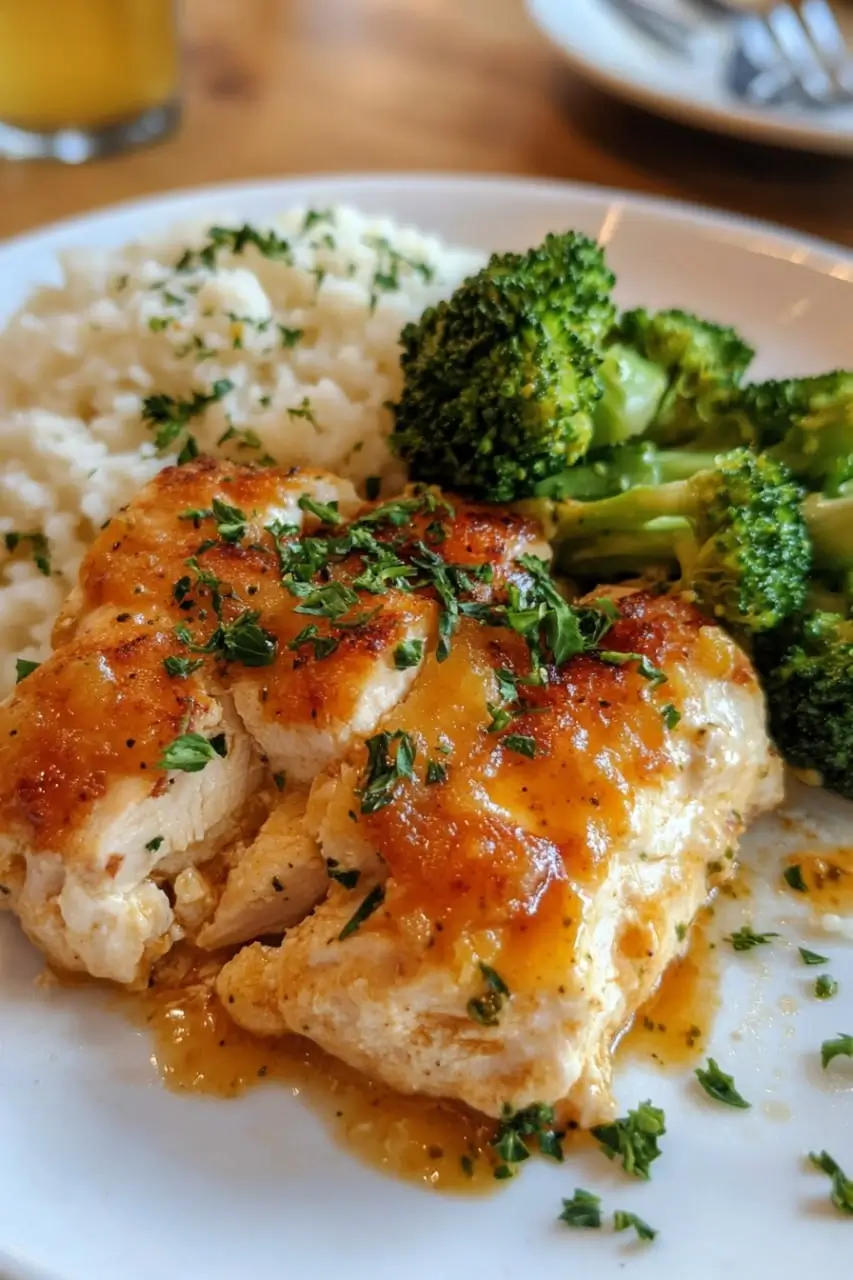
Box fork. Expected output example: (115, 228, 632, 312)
(688, 0, 853, 105)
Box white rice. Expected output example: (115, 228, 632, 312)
(0, 205, 482, 695)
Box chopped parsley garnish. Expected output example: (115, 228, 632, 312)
(4, 530, 50, 576)
(815, 974, 838, 1000)
(503, 733, 537, 759)
(287, 397, 318, 428)
(809, 1151, 853, 1215)
(288, 624, 340, 661)
(591, 1101, 665, 1180)
(491, 1102, 563, 1177)
(820, 1033, 853, 1069)
(176, 224, 294, 272)
(158, 731, 226, 773)
(219, 612, 278, 666)
(298, 493, 342, 526)
(172, 558, 279, 669)
(495, 668, 519, 704)
(725, 925, 779, 952)
(145, 836, 164, 853)
(326, 858, 361, 890)
(613, 1210, 657, 1241)
(177, 434, 200, 466)
(278, 325, 304, 348)
(302, 207, 333, 233)
(486, 702, 513, 733)
(14, 658, 40, 683)
(558, 1189, 601, 1229)
(661, 703, 681, 729)
(425, 758, 447, 785)
(210, 497, 248, 544)
(517, 553, 604, 666)
(337, 883, 385, 940)
(467, 963, 511, 1027)
(393, 638, 424, 670)
(179, 496, 248, 544)
(799, 946, 829, 966)
(365, 234, 434, 311)
(783, 864, 808, 892)
(358, 730, 417, 814)
(598, 650, 667, 687)
(142, 379, 232, 452)
(695, 1058, 751, 1109)
(291, 580, 359, 619)
(163, 655, 204, 678)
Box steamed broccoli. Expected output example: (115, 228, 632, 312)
(552, 448, 810, 634)
(758, 611, 853, 800)
(803, 493, 853, 575)
(534, 441, 722, 501)
(608, 308, 755, 447)
(544, 371, 853, 504)
(591, 344, 668, 448)
(391, 231, 615, 502)
(748, 373, 853, 495)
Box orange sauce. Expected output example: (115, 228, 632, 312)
(619, 914, 719, 1068)
(134, 979, 505, 1192)
(782, 848, 853, 913)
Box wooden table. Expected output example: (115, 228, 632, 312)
(0, 0, 851, 248)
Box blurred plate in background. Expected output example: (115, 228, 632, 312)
(528, 0, 853, 153)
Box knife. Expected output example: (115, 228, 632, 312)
(602, 0, 699, 55)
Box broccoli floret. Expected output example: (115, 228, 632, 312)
(745, 373, 853, 495)
(591, 345, 668, 448)
(552, 448, 810, 634)
(612, 308, 755, 446)
(391, 231, 615, 502)
(758, 611, 853, 800)
(803, 493, 853, 575)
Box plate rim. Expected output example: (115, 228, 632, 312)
(0, 171, 852, 276)
(1, 168, 853, 1280)
(526, 0, 853, 157)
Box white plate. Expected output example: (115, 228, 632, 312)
(1, 175, 852, 1280)
(527, 0, 853, 154)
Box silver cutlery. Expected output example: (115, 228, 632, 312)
(602, 0, 698, 55)
(688, 0, 853, 106)
(607, 0, 853, 109)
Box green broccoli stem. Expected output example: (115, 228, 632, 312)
(803, 494, 853, 572)
(535, 446, 716, 503)
(553, 479, 699, 543)
(553, 523, 691, 578)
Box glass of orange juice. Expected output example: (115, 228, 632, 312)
(0, 0, 181, 162)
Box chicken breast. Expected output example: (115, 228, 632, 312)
(219, 591, 782, 1125)
(0, 458, 360, 983)
(53, 456, 361, 644)
(0, 621, 265, 983)
(1, 458, 548, 983)
(197, 788, 325, 949)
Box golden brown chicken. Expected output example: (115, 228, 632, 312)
(0, 458, 547, 980)
(218, 589, 782, 1125)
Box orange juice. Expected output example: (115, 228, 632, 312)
(0, 0, 179, 131)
